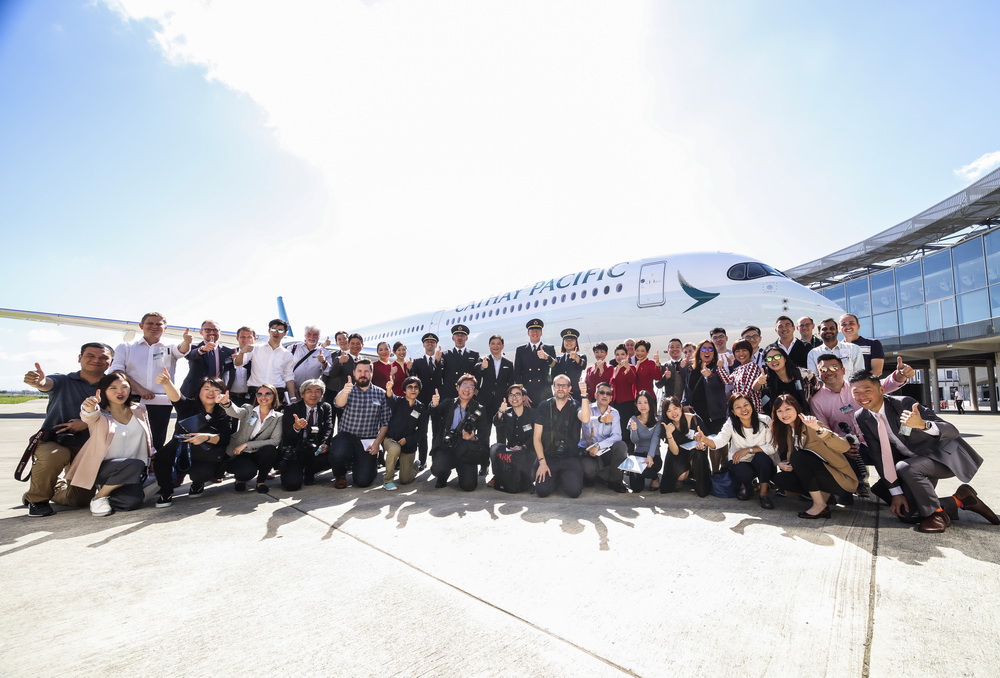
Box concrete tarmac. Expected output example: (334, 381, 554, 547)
(1, 399, 998, 678)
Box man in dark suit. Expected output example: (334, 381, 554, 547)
(409, 332, 442, 470)
(850, 370, 998, 533)
(440, 324, 479, 400)
(473, 334, 514, 472)
(180, 320, 236, 398)
(279, 379, 334, 490)
(513, 319, 556, 407)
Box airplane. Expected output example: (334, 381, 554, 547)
(0, 252, 843, 360)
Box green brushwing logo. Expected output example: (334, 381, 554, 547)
(678, 272, 719, 312)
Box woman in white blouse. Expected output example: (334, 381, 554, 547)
(62, 371, 152, 516)
(695, 392, 778, 509)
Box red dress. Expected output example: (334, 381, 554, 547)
(373, 360, 405, 394)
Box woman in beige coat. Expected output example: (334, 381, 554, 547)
(771, 394, 857, 519)
(59, 370, 153, 516)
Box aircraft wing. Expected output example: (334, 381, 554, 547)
(0, 307, 238, 345)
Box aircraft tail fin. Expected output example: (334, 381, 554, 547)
(277, 296, 293, 338)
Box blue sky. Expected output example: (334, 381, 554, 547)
(1, 0, 998, 389)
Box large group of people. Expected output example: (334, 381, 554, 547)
(17, 311, 1000, 535)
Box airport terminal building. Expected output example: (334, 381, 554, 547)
(787, 166, 1000, 412)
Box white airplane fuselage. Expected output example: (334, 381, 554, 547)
(353, 252, 843, 355)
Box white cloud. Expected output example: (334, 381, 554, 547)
(955, 151, 1000, 182)
(102, 0, 720, 274)
(27, 329, 69, 344)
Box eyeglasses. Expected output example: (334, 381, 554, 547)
(404, 385, 420, 390)
(553, 383, 571, 389)
(596, 390, 613, 396)
(743, 333, 760, 340)
(458, 384, 475, 391)
(508, 392, 524, 398)
(818, 366, 841, 373)
(765, 355, 784, 363)
(256, 391, 274, 398)
(269, 327, 287, 333)
(699, 348, 714, 353)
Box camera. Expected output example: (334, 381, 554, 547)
(443, 406, 484, 446)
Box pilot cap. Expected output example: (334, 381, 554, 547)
(560, 328, 579, 340)
(526, 319, 544, 331)
(421, 332, 439, 344)
(451, 324, 470, 336)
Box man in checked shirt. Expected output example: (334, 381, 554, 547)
(332, 359, 390, 489)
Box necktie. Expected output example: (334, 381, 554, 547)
(875, 410, 897, 484)
(212, 349, 220, 377)
(308, 408, 315, 426)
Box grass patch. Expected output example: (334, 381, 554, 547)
(0, 395, 42, 405)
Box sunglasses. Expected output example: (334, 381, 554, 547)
(256, 391, 274, 398)
(765, 355, 784, 362)
(818, 366, 841, 373)
(269, 327, 287, 333)
(596, 390, 613, 396)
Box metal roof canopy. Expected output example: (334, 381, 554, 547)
(786, 166, 1000, 286)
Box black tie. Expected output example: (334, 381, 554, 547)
(308, 408, 315, 426)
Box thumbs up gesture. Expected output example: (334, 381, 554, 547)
(155, 367, 171, 385)
(894, 356, 915, 380)
(431, 389, 440, 407)
(899, 402, 926, 431)
(293, 414, 307, 431)
(23, 362, 46, 388)
(693, 427, 707, 444)
(342, 376, 354, 394)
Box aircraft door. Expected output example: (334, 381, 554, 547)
(430, 310, 446, 335)
(637, 261, 666, 307)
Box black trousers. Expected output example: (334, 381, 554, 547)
(580, 441, 628, 489)
(226, 445, 280, 485)
(729, 452, 776, 492)
(535, 455, 584, 498)
(146, 404, 173, 453)
(773, 448, 854, 497)
(615, 401, 637, 454)
(431, 443, 482, 491)
(279, 447, 330, 491)
(623, 455, 662, 492)
(330, 432, 378, 487)
(156, 439, 228, 494)
(660, 449, 692, 493)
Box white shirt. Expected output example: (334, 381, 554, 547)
(709, 415, 776, 464)
(288, 342, 332, 386)
(807, 341, 865, 376)
(111, 337, 188, 407)
(247, 342, 295, 388)
(103, 414, 147, 461)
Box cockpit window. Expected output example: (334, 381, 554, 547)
(728, 262, 786, 281)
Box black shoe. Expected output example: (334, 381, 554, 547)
(155, 494, 173, 508)
(479, 467, 488, 476)
(256, 483, 269, 494)
(759, 495, 774, 510)
(234, 482, 248, 492)
(609, 481, 627, 494)
(303, 474, 316, 486)
(189, 482, 205, 496)
(434, 477, 448, 489)
(737, 489, 751, 501)
(28, 501, 54, 517)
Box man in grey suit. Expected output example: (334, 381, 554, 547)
(850, 371, 998, 533)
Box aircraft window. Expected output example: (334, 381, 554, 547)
(542, 299, 548, 306)
(616, 283, 622, 293)
(518, 304, 522, 311)
(534, 301, 539, 308)
(581, 290, 587, 299)
(728, 264, 747, 280)
(746, 263, 768, 279)
(592, 288, 598, 296)
(604, 286, 610, 295)
(552, 296, 557, 305)
(570, 293, 576, 301)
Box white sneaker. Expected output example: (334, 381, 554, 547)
(90, 495, 113, 516)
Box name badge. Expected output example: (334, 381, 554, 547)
(153, 348, 166, 361)
(522, 424, 532, 432)
(794, 380, 802, 391)
(410, 409, 421, 419)
(858, 346, 871, 355)
(247, 414, 259, 428)
(839, 404, 854, 414)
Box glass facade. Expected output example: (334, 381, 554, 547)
(817, 232, 999, 346)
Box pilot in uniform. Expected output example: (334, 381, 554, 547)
(513, 319, 557, 407)
(440, 324, 480, 400)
